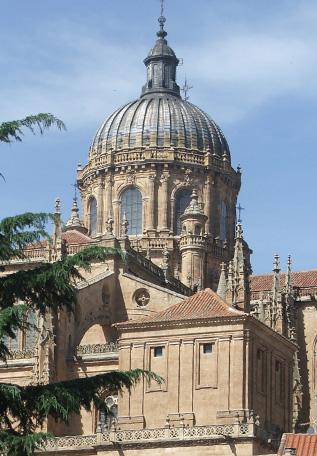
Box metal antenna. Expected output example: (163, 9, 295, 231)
(236, 203, 245, 224)
(181, 76, 193, 101)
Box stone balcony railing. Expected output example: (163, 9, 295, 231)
(179, 234, 207, 248)
(129, 236, 174, 251)
(79, 147, 233, 183)
(74, 343, 118, 358)
(44, 422, 255, 452)
(5, 348, 35, 360)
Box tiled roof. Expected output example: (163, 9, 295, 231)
(62, 230, 91, 245)
(278, 433, 317, 455)
(118, 288, 245, 327)
(251, 270, 317, 292)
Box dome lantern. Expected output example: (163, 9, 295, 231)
(141, 10, 180, 98)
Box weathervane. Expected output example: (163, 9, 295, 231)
(181, 76, 193, 101)
(236, 203, 245, 224)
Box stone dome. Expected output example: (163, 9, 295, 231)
(90, 14, 230, 161)
(92, 95, 230, 158)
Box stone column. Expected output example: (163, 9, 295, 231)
(147, 174, 156, 235)
(104, 175, 113, 231)
(158, 172, 169, 233)
(204, 175, 212, 234)
(97, 175, 104, 235)
(113, 200, 120, 238)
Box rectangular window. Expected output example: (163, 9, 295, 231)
(203, 343, 213, 354)
(154, 346, 163, 357)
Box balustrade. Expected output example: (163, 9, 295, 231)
(75, 342, 118, 357)
(44, 422, 255, 451)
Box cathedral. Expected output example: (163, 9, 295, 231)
(2, 8, 317, 456)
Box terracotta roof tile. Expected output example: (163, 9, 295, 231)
(278, 433, 317, 455)
(62, 230, 92, 245)
(251, 270, 317, 292)
(119, 288, 245, 327)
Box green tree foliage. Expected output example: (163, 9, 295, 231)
(0, 116, 160, 455)
(0, 114, 66, 143)
(0, 213, 160, 456)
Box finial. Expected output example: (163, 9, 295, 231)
(55, 197, 61, 214)
(235, 223, 243, 239)
(287, 254, 292, 270)
(121, 212, 129, 237)
(286, 254, 292, 291)
(105, 210, 114, 236)
(181, 76, 193, 101)
(273, 253, 280, 273)
(157, 0, 167, 38)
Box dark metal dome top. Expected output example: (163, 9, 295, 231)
(90, 12, 230, 161)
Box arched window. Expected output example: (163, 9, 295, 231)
(175, 188, 192, 234)
(219, 201, 227, 241)
(89, 197, 97, 236)
(121, 188, 142, 235)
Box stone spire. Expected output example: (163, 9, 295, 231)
(285, 254, 292, 294)
(65, 198, 86, 233)
(226, 223, 252, 312)
(141, 4, 180, 98)
(271, 253, 283, 332)
(217, 262, 227, 300)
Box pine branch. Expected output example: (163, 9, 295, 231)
(0, 431, 49, 456)
(0, 245, 124, 360)
(0, 304, 27, 342)
(0, 213, 52, 262)
(0, 114, 66, 143)
(0, 370, 162, 455)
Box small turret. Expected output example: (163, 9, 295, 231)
(179, 189, 208, 289)
(65, 198, 87, 234)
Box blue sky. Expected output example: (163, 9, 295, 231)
(1, 0, 316, 274)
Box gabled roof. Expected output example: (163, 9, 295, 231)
(251, 270, 317, 292)
(278, 433, 317, 455)
(117, 288, 245, 328)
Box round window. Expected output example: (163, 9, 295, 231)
(133, 289, 150, 307)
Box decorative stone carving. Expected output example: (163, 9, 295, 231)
(126, 171, 136, 185)
(184, 169, 193, 186)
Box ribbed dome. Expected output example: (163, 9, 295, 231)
(92, 94, 230, 158)
(90, 14, 230, 161)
